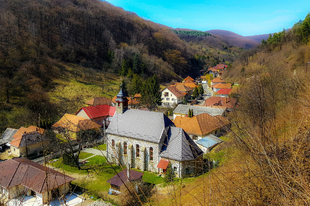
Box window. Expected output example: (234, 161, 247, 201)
(166, 98, 170, 101)
(124, 142, 127, 155)
(150, 147, 153, 161)
(164, 92, 169, 97)
(112, 139, 115, 147)
(171, 98, 175, 101)
(186, 168, 190, 174)
(136, 144, 139, 157)
(174, 167, 177, 172)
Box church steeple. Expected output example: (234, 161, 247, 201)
(116, 84, 129, 114)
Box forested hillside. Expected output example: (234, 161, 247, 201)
(0, 0, 225, 133)
(173, 29, 241, 66)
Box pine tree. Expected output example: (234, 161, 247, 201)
(164, 163, 175, 183)
(192, 87, 198, 98)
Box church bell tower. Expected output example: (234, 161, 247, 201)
(116, 84, 129, 114)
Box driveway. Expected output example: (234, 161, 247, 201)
(82, 148, 106, 157)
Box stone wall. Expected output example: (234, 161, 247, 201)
(107, 134, 160, 173)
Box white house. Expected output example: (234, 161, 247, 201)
(161, 86, 185, 108)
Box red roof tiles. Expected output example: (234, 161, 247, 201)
(216, 89, 232, 95)
(76, 105, 116, 119)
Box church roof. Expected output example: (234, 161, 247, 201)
(116, 88, 128, 102)
(160, 127, 203, 161)
(106, 110, 174, 143)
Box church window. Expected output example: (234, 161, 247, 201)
(174, 167, 177, 172)
(136, 144, 139, 157)
(150, 147, 153, 161)
(124, 142, 127, 155)
(112, 139, 115, 147)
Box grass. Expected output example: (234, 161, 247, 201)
(131, 169, 164, 184)
(79, 152, 93, 159)
(95, 143, 107, 151)
(85, 155, 107, 165)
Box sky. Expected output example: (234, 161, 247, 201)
(104, 0, 310, 36)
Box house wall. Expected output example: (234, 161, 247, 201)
(76, 110, 89, 119)
(59, 183, 70, 195)
(161, 88, 180, 108)
(8, 185, 25, 199)
(107, 134, 160, 173)
(11, 141, 49, 157)
(161, 157, 203, 178)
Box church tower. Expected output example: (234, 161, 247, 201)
(116, 84, 129, 114)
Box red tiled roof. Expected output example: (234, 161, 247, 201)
(204, 97, 237, 109)
(0, 158, 74, 194)
(157, 159, 169, 169)
(167, 86, 185, 98)
(107, 169, 143, 187)
(76, 105, 116, 119)
(216, 89, 232, 95)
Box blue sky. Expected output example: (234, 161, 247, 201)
(104, 0, 310, 36)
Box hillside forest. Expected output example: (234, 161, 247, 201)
(0, 0, 239, 133)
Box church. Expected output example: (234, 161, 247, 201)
(106, 87, 203, 178)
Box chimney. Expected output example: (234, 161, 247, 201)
(127, 163, 130, 181)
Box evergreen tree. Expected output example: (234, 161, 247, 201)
(127, 68, 133, 79)
(164, 163, 175, 183)
(131, 74, 143, 95)
(141, 75, 161, 109)
(198, 84, 204, 95)
(192, 87, 198, 98)
(121, 59, 129, 76)
(133, 53, 141, 74)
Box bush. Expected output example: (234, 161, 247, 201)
(63, 153, 78, 167)
(164, 163, 175, 183)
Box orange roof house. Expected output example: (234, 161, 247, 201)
(174, 113, 229, 138)
(183, 76, 194, 83)
(213, 83, 232, 91)
(9, 126, 48, 158)
(212, 77, 226, 84)
(52, 113, 101, 133)
(86, 97, 112, 106)
(204, 97, 237, 110)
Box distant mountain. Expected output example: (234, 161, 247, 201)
(245, 34, 270, 43)
(206, 30, 260, 48)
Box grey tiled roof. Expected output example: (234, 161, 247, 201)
(160, 127, 203, 161)
(0, 128, 18, 145)
(174, 104, 225, 116)
(106, 110, 174, 143)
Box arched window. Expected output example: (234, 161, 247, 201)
(124, 142, 127, 155)
(112, 139, 115, 147)
(136, 144, 139, 157)
(150, 147, 153, 161)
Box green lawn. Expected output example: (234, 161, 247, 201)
(95, 143, 107, 151)
(85, 155, 107, 165)
(79, 152, 93, 159)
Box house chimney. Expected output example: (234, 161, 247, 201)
(127, 163, 130, 181)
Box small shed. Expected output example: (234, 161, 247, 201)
(107, 169, 143, 192)
(195, 134, 223, 153)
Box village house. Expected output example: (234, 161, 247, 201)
(211, 77, 226, 87)
(86, 97, 112, 106)
(173, 104, 226, 120)
(0, 158, 74, 205)
(215, 88, 232, 97)
(173, 113, 229, 140)
(204, 97, 237, 111)
(8, 126, 48, 158)
(107, 167, 143, 193)
(75, 104, 116, 127)
(183, 76, 194, 83)
(212, 83, 232, 93)
(161, 85, 185, 107)
(52, 113, 101, 140)
(174, 83, 193, 98)
(106, 87, 203, 178)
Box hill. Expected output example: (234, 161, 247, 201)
(245, 33, 270, 42)
(206, 29, 260, 48)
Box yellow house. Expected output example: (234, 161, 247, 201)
(9, 126, 48, 158)
(52, 113, 101, 140)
